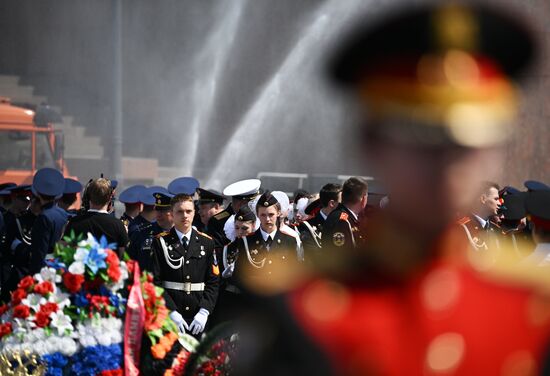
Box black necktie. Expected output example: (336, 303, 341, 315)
(266, 235, 273, 250)
(182, 236, 188, 250)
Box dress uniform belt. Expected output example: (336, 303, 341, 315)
(162, 281, 205, 292)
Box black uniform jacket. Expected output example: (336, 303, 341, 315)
(230, 228, 300, 282)
(152, 227, 220, 322)
(323, 203, 363, 250)
(206, 205, 234, 249)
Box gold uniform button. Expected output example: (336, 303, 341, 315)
(268, 260, 273, 265)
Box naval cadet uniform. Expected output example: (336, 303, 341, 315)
(323, 203, 363, 250)
(151, 227, 220, 326)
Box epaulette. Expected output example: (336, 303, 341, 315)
(457, 216, 471, 225)
(197, 230, 213, 240)
(155, 231, 170, 238)
(340, 212, 349, 221)
(213, 211, 230, 221)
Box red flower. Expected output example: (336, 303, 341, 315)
(40, 302, 58, 315)
(0, 323, 12, 339)
(35, 310, 50, 328)
(126, 260, 136, 275)
(0, 304, 8, 315)
(106, 249, 119, 264)
(34, 281, 54, 295)
(63, 272, 84, 293)
(11, 288, 27, 305)
(99, 370, 123, 376)
(12, 304, 30, 319)
(107, 264, 121, 282)
(17, 276, 35, 291)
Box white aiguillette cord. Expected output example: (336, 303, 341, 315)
(160, 236, 184, 269)
(244, 236, 265, 269)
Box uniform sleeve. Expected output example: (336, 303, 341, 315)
(151, 237, 178, 312)
(116, 221, 130, 252)
(16, 215, 53, 274)
(198, 239, 220, 313)
(325, 219, 353, 250)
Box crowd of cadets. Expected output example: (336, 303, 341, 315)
(1, 168, 549, 336)
(2, 2, 550, 374)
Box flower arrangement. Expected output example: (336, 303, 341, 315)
(183, 323, 239, 376)
(0, 232, 128, 375)
(131, 264, 199, 376)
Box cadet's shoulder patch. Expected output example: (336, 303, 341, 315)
(197, 231, 213, 240)
(457, 216, 471, 225)
(339, 212, 349, 221)
(155, 231, 169, 238)
(214, 211, 230, 220)
(333, 232, 346, 247)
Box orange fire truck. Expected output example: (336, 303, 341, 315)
(0, 97, 70, 184)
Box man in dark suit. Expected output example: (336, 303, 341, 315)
(151, 193, 220, 337)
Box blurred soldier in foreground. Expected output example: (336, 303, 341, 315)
(236, 3, 550, 375)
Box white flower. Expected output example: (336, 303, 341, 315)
(50, 312, 73, 336)
(80, 334, 97, 347)
(34, 340, 47, 356)
(22, 293, 46, 312)
(110, 330, 122, 344)
(34, 267, 61, 284)
(60, 337, 78, 356)
(73, 247, 89, 263)
(48, 290, 71, 308)
(68, 261, 85, 275)
(45, 336, 61, 354)
(96, 332, 112, 346)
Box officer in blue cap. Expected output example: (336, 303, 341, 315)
(0, 182, 17, 214)
(524, 180, 550, 192)
(128, 187, 174, 272)
(167, 177, 200, 196)
(127, 186, 158, 238)
(59, 178, 83, 217)
(0, 184, 39, 302)
(118, 184, 146, 228)
(10, 168, 69, 276)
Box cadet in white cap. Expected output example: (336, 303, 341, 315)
(206, 179, 261, 250)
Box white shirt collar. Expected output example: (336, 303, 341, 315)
(345, 205, 358, 221)
(473, 214, 487, 229)
(260, 227, 277, 242)
(319, 210, 328, 220)
(88, 209, 109, 214)
(175, 227, 193, 244)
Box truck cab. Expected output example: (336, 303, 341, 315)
(0, 97, 68, 184)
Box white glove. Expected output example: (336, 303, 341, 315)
(222, 263, 235, 278)
(169, 311, 189, 334)
(189, 308, 209, 335)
